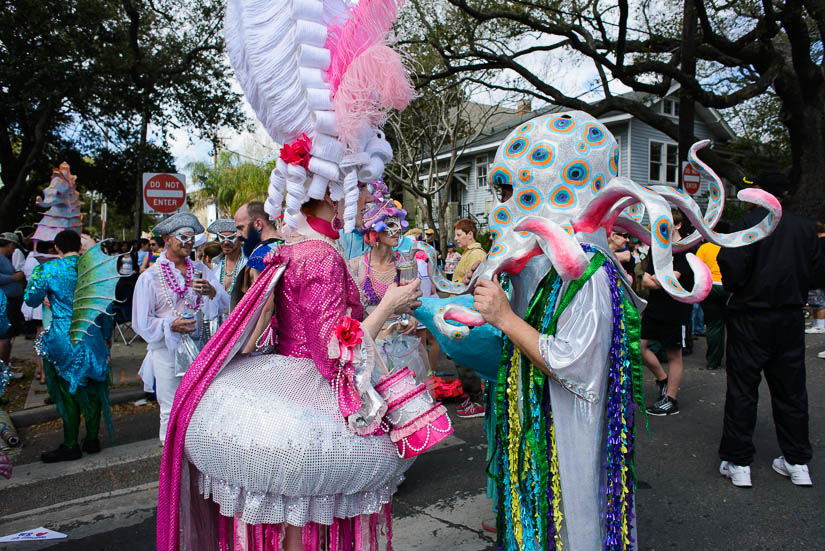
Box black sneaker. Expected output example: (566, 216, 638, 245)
(41, 444, 82, 463)
(82, 438, 101, 454)
(656, 378, 668, 401)
(647, 396, 679, 416)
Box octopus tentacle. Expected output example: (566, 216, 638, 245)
(574, 177, 713, 303)
(650, 187, 782, 250)
(513, 217, 590, 281)
(666, 140, 726, 251)
(431, 303, 486, 340)
(408, 241, 467, 295)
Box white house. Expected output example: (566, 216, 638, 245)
(409, 92, 737, 232)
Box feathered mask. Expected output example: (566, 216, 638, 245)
(226, 0, 415, 232)
(359, 179, 408, 234)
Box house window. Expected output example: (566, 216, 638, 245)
(475, 154, 489, 188)
(649, 141, 678, 184)
(662, 98, 679, 117)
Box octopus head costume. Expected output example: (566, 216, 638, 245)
(156, 1, 452, 550)
(411, 111, 782, 550)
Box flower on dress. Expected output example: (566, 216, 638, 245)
(279, 134, 312, 169)
(335, 316, 364, 351)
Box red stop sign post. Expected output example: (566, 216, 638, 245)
(143, 173, 187, 214)
(681, 162, 701, 195)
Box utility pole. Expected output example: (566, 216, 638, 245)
(678, 0, 697, 190)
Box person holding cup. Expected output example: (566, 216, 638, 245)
(132, 212, 229, 444)
(349, 181, 418, 339)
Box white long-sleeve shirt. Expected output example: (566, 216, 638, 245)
(132, 251, 229, 362)
(12, 248, 26, 272)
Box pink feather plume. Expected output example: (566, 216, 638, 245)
(325, 0, 405, 94)
(332, 44, 415, 150)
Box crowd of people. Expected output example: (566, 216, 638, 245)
(0, 2, 821, 548)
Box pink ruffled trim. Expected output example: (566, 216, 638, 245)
(373, 367, 413, 393)
(389, 404, 449, 440)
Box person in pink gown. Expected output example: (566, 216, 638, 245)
(158, 189, 423, 551)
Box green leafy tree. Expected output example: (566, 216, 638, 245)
(188, 151, 273, 217)
(0, 0, 246, 233)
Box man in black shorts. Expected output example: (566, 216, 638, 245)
(640, 211, 694, 416)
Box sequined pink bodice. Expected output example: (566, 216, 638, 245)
(275, 239, 364, 382)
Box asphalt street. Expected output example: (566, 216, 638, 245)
(1, 333, 823, 550)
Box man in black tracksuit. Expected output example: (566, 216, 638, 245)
(716, 171, 824, 488)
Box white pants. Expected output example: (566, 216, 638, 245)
(144, 348, 181, 445)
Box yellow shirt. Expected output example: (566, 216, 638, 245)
(696, 242, 722, 283)
(452, 242, 487, 283)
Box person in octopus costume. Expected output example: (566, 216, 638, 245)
(132, 212, 229, 445)
(412, 110, 783, 550)
(155, 0, 459, 549)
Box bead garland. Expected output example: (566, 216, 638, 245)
(218, 254, 243, 293)
(362, 250, 398, 305)
(158, 259, 202, 317)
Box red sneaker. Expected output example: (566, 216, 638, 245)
(456, 398, 485, 418)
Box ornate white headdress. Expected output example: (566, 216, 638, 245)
(225, 0, 414, 232)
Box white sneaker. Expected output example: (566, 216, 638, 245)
(817, 350, 825, 359)
(720, 461, 752, 487)
(772, 456, 812, 486)
(805, 326, 825, 334)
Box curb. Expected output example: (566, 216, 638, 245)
(9, 387, 148, 428)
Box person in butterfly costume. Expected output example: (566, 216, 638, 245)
(24, 230, 118, 463)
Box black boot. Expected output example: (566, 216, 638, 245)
(82, 438, 101, 454)
(41, 444, 82, 463)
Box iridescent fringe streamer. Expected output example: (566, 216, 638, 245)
(493, 245, 642, 551)
(213, 504, 392, 551)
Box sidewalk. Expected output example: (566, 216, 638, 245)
(4, 334, 148, 428)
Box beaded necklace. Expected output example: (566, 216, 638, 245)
(362, 249, 398, 305)
(218, 254, 242, 292)
(158, 257, 202, 314)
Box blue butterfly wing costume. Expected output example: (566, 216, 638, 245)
(25, 243, 122, 440)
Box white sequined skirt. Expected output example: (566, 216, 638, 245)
(184, 353, 413, 527)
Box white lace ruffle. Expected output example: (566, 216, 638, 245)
(197, 471, 401, 527)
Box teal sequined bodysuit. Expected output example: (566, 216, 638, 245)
(24, 255, 109, 393)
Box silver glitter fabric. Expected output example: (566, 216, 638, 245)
(184, 353, 413, 527)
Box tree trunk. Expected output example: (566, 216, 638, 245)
(784, 102, 825, 220)
(437, 187, 449, 259)
(773, 68, 825, 220)
(678, 0, 697, 189)
(134, 108, 149, 238)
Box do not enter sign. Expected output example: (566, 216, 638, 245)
(143, 173, 187, 214)
(682, 162, 701, 195)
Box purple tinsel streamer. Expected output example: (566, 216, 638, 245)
(602, 259, 635, 550)
(543, 381, 558, 549)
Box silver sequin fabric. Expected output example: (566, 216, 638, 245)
(184, 353, 413, 527)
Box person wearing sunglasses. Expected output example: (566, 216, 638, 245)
(348, 181, 414, 339)
(132, 212, 229, 444)
(139, 237, 162, 273)
(207, 219, 247, 312)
